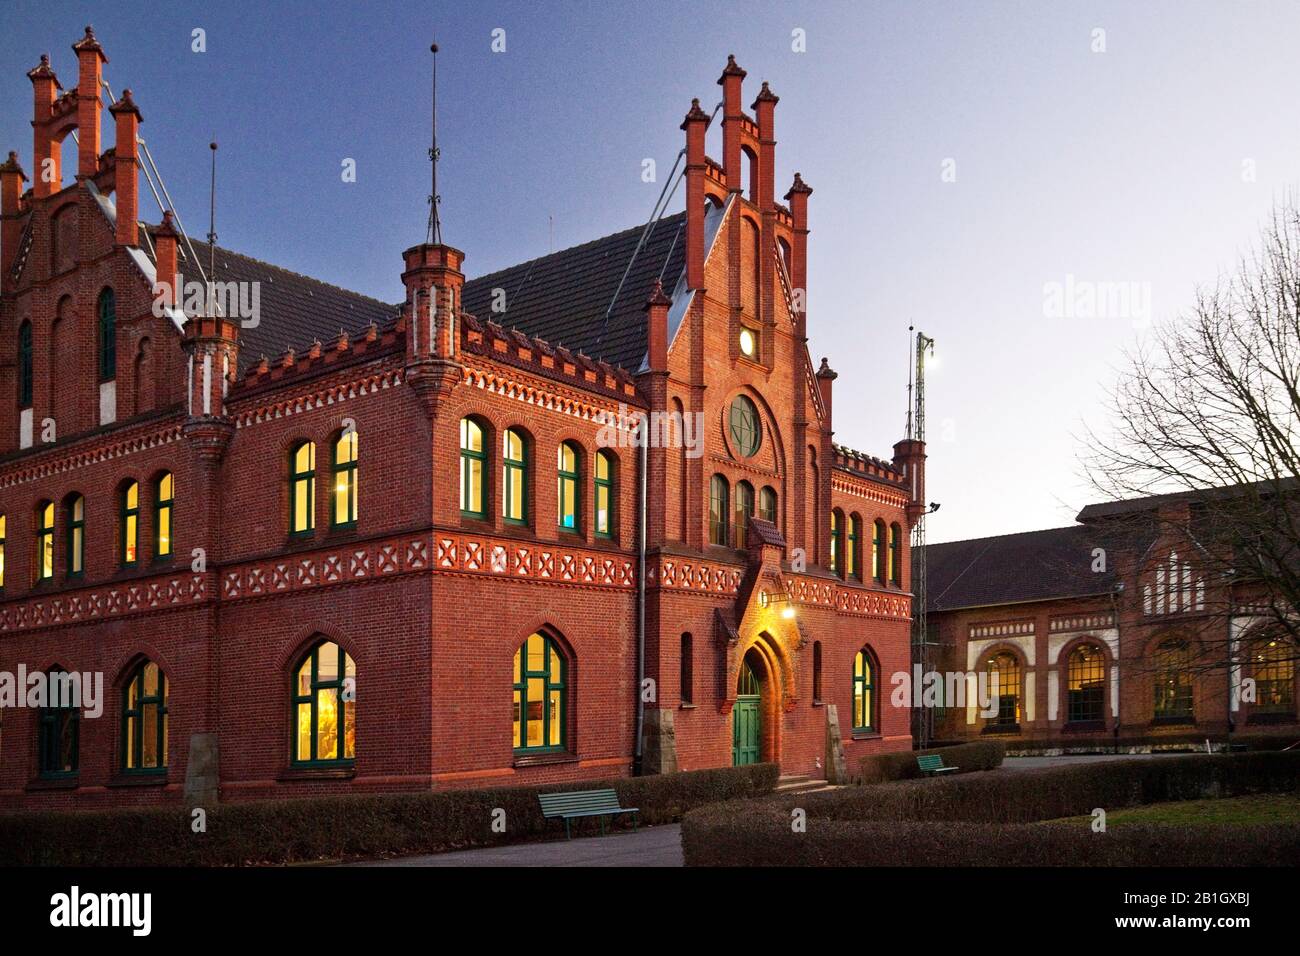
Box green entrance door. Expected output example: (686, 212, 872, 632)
(733, 659, 761, 766)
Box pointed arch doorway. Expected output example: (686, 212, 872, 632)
(733, 647, 764, 766)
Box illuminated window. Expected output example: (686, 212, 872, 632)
(739, 326, 757, 358)
(289, 441, 316, 535)
(1153, 638, 1194, 720)
(459, 417, 486, 518)
(853, 647, 876, 732)
(557, 441, 580, 533)
(66, 494, 85, 577)
(0, 514, 6, 590)
(709, 475, 730, 546)
(848, 514, 862, 580)
(38, 668, 78, 777)
(292, 640, 356, 765)
(502, 428, 527, 524)
(155, 473, 174, 560)
(122, 660, 168, 772)
(987, 652, 1021, 726)
(594, 450, 615, 538)
(759, 486, 777, 524)
(872, 519, 884, 583)
(734, 480, 754, 549)
(513, 632, 566, 751)
(120, 481, 139, 566)
(17, 321, 33, 409)
(728, 396, 761, 457)
(1067, 644, 1106, 723)
(830, 509, 843, 573)
(36, 500, 55, 582)
(1254, 640, 1295, 714)
(331, 430, 358, 528)
(888, 522, 902, 585)
(97, 287, 116, 381)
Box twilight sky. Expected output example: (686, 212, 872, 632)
(4, 0, 1297, 543)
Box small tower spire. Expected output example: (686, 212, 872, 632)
(426, 40, 442, 245)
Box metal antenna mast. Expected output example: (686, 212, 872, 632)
(206, 141, 219, 316)
(426, 40, 442, 245)
(908, 326, 937, 748)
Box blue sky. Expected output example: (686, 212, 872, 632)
(4, 0, 1298, 542)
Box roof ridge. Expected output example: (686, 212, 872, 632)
(926, 524, 1085, 548)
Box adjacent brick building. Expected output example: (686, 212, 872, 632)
(0, 33, 922, 808)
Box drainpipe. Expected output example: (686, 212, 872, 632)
(633, 435, 648, 774)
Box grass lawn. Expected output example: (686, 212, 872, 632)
(1048, 792, 1300, 826)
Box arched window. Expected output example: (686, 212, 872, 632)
(987, 652, 1021, 727)
(728, 396, 761, 457)
(0, 514, 7, 590)
(594, 450, 615, 538)
(557, 441, 580, 533)
(680, 632, 694, 705)
(849, 514, 863, 580)
(1066, 644, 1106, 723)
(154, 473, 174, 560)
(1153, 638, 1194, 720)
(65, 494, 84, 578)
(853, 647, 876, 732)
(709, 475, 730, 546)
(292, 640, 356, 764)
(38, 668, 79, 777)
(734, 480, 754, 549)
(459, 417, 486, 518)
(97, 287, 116, 382)
(502, 428, 528, 524)
(759, 486, 777, 524)
(122, 660, 168, 772)
(35, 501, 54, 582)
(17, 321, 33, 409)
(1254, 639, 1295, 714)
(872, 519, 885, 583)
(331, 429, 358, 528)
(812, 640, 823, 703)
(289, 441, 316, 535)
(829, 509, 843, 573)
(120, 480, 139, 566)
(513, 632, 566, 751)
(888, 522, 902, 585)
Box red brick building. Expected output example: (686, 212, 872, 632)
(0, 33, 922, 808)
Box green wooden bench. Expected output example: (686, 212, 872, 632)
(538, 788, 639, 840)
(917, 753, 959, 776)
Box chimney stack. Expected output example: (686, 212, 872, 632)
(644, 278, 672, 372)
(1, 153, 29, 293)
(681, 98, 711, 291)
(72, 26, 106, 179)
(108, 89, 141, 246)
(716, 54, 746, 194)
(154, 210, 178, 307)
(27, 55, 60, 198)
(750, 82, 778, 212)
(784, 172, 812, 339)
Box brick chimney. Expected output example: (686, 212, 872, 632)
(154, 210, 179, 306)
(716, 54, 746, 194)
(108, 89, 140, 246)
(681, 98, 711, 291)
(815, 357, 836, 420)
(0, 152, 29, 293)
(27, 54, 60, 199)
(644, 278, 672, 372)
(72, 26, 106, 179)
(784, 172, 812, 341)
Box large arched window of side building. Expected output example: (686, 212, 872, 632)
(513, 631, 567, 752)
(291, 639, 356, 766)
(1153, 638, 1194, 721)
(709, 475, 730, 546)
(1066, 643, 1106, 723)
(987, 652, 1022, 727)
(122, 659, 168, 773)
(1252, 639, 1296, 715)
(852, 646, 877, 732)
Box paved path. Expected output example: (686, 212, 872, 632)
(352, 823, 683, 867)
(1000, 752, 1192, 771)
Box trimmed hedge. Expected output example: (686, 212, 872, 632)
(683, 752, 1300, 866)
(857, 741, 1004, 784)
(0, 762, 777, 867)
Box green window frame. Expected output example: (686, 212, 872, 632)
(557, 441, 580, 533)
(0, 513, 7, 591)
(38, 669, 79, 778)
(513, 632, 567, 752)
(502, 428, 528, 524)
(460, 417, 487, 518)
(888, 522, 901, 585)
(97, 288, 116, 382)
(848, 514, 862, 580)
(853, 647, 876, 732)
(289, 441, 316, 536)
(122, 660, 168, 773)
(331, 430, 359, 529)
(154, 473, 174, 561)
(1153, 638, 1194, 721)
(709, 475, 730, 546)
(17, 321, 33, 409)
(759, 486, 777, 524)
(830, 509, 843, 573)
(734, 481, 754, 549)
(872, 519, 884, 583)
(66, 494, 85, 578)
(292, 640, 356, 765)
(120, 480, 139, 566)
(36, 500, 54, 582)
(594, 450, 615, 538)
(728, 396, 761, 457)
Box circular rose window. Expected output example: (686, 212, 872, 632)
(728, 396, 761, 457)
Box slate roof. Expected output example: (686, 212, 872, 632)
(1075, 477, 1300, 522)
(925, 525, 1115, 613)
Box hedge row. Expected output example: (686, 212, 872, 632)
(0, 762, 778, 867)
(857, 741, 1004, 784)
(682, 752, 1300, 866)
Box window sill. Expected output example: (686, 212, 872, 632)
(278, 765, 356, 782)
(512, 751, 577, 769)
(1150, 717, 1195, 727)
(1062, 720, 1107, 733)
(850, 730, 880, 740)
(679, 703, 697, 710)
(27, 775, 79, 791)
(109, 772, 169, 788)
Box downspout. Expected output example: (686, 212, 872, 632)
(633, 435, 648, 774)
(1110, 583, 1123, 756)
